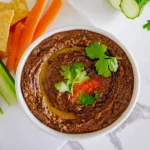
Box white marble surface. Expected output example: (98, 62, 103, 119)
(0, 0, 150, 150)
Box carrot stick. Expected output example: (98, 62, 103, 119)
(15, 0, 47, 71)
(6, 22, 24, 71)
(7, 31, 13, 54)
(33, 0, 62, 41)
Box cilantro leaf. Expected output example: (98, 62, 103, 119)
(109, 57, 118, 72)
(78, 93, 95, 106)
(73, 69, 89, 84)
(96, 57, 118, 77)
(94, 91, 100, 99)
(54, 63, 89, 94)
(78, 92, 100, 106)
(60, 65, 71, 80)
(71, 63, 84, 79)
(54, 81, 70, 92)
(143, 20, 150, 31)
(136, 0, 150, 8)
(86, 41, 119, 77)
(85, 41, 107, 59)
(96, 59, 111, 77)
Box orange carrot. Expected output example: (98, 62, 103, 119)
(7, 31, 13, 54)
(15, 0, 47, 71)
(6, 22, 24, 71)
(33, 0, 62, 41)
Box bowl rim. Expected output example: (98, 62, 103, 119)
(15, 25, 140, 140)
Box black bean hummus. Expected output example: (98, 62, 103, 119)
(21, 30, 134, 133)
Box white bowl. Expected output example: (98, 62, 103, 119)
(15, 26, 140, 140)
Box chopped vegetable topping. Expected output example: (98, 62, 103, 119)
(85, 41, 119, 77)
(54, 62, 89, 94)
(143, 20, 150, 31)
(73, 78, 100, 101)
(77, 92, 100, 106)
(94, 91, 100, 99)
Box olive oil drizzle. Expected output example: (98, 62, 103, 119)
(39, 47, 83, 119)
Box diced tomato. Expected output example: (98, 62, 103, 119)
(72, 79, 100, 101)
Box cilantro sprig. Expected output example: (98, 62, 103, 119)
(143, 20, 150, 31)
(85, 41, 118, 77)
(54, 63, 89, 94)
(136, 0, 150, 9)
(78, 91, 100, 106)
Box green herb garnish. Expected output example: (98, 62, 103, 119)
(78, 91, 100, 106)
(85, 41, 118, 77)
(54, 62, 89, 94)
(136, 0, 150, 9)
(143, 20, 150, 31)
(94, 91, 100, 99)
(0, 108, 3, 115)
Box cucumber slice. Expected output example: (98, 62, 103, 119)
(108, 0, 121, 9)
(120, 0, 140, 19)
(0, 61, 17, 106)
(0, 61, 15, 93)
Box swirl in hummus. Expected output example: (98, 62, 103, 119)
(21, 30, 134, 133)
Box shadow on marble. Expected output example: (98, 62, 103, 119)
(68, 0, 120, 26)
